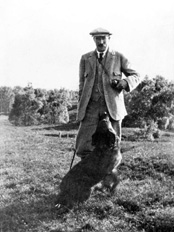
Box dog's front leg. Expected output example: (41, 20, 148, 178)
(103, 169, 120, 193)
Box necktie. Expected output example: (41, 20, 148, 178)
(98, 52, 103, 62)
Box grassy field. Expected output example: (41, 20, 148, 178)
(0, 115, 174, 232)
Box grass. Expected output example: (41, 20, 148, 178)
(0, 115, 174, 232)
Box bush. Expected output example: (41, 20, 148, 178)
(124, 76, 174, 128)
(9, 86, 71, 126)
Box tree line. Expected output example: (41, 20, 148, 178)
(123, 75, 174, 130)
(0, 75, 174, 129)
(0, 84, 78, 126)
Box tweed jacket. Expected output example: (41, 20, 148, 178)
(77, 48, 141, 121)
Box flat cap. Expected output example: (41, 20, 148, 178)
(89, 27, 112, 36)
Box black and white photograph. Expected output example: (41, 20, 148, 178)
(0, 0, 174, 231)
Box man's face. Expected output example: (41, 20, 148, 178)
(93, 35, 110, 52)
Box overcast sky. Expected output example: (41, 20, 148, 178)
(0, 0, 174, 90)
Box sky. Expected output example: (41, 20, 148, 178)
(0, 0, 174, 90)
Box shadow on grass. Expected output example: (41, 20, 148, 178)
(44, 133, 76, 138)
(135, 208, 174, 232)
(49, 122, 80, 131)
(1, 191, 103, 232)
(33, 121, 80, 132)
(0, 194, 66, 232)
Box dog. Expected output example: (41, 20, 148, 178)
(55, 112, 122, 209)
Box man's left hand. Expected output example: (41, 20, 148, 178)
(116, 79, 128, 91)
(111, 79, 128, 92)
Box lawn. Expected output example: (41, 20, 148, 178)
(0, 115, 174, 232)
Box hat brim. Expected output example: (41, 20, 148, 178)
(90, 33, 112, 37)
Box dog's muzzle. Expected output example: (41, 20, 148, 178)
(92, 113, 118, 149)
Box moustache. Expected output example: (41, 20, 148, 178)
(98, 44, 104, 47)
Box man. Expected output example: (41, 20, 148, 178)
(75, 27, 141, 159)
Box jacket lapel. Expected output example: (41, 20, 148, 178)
(88, 51, 97, 71)
(105, 49, 114, 72)
(88, 49, 114, 77)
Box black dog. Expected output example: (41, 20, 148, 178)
(55, 112, 122, 209)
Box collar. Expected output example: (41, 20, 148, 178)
(96, 47, 108, 58)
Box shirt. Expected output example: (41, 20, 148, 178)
(96, 48, 108, 59)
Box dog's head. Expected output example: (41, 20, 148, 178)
(92, 112, 119, 149)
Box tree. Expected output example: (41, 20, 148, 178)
(123, 76, 154, 127)
(150, 82, 174, 119)
(123, 75, 174, 127)
(0, 87, 14, 115)
(42, 88, 70, 124)
(9, 85, 42, 126)
(9, 86, 72, 125)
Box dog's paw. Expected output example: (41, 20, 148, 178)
(92, 182, 105, 192)
(55, 203, 61, 209)
(55, 203, 69, 214)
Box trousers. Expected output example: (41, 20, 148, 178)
(75, 98, 122, 158)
